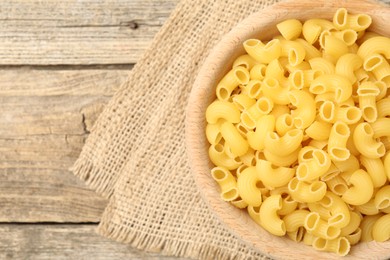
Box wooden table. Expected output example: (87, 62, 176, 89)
(0, 0, 180, 258)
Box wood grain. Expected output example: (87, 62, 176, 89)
(0, 0, 178, 65)
(0, 224, 183, 259)
(0, 67, 129, 222)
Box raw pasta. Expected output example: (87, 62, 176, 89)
(205, 8, 390, 257)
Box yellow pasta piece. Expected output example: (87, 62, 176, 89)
(305, 121, 331, 141)
(232, 54, 258, 70)
(211, 167, 239, 202)
(310, 74, 352, 103)
(324, 35, 349, 60)
(280, 40, 306, 66)
(342, 169, 374, 205)
(319, 192, 350, 228)
(220, 121, 249, 157)
(333, 8, 372, 31)
(374, 185, 390, 210)
(264, 129, 303, 156)
(372, 214, 390, 242)
(249, 64, 267, 81)
(302, 19, 334, 44)
(232, 94, 256, 111)
(296, 149, 331, 181)
(304, 212, 341, 240)
(208, 143, 242, 170)
(263, 145, 301, 167)
(312, 237, 350, 256)
(205, 121, 222, 145)
(358, 36, 390, 59)
(256, 159, 295, 188)
(383, 152, 390, 181)
(243, 39, 282, 64)
(360, 156, 387, 188)
(216, 66, 250, 100)
(320, 163, 340, 182)
(289, 90, 316, 129)
(353, 122, 385, 158)
(371, 118, 390, 138)
(328, 121, 351, 161)
(259, 195, 286, 236)
(332, 29, 358, 46)
(295, 38, 322, 60)
(335, 53, 363, 83)
(309, 57, 335, 75)
(247, 205, 262, 225)
(288, 177, 326, 203)
(326, 174, 348, 196)
(261, 78, 290, 105)
(237, 167, 262, 207)
(355, 199, 379, 216)
(283, 210, 310, 233)
(206, 100, 240, 124)
(247, 115, 275, 151)
(275, 114, 294, 136)
(340, 211, 362, 236)
(360, 214, 384, 242)
(277, 19, 302, 40)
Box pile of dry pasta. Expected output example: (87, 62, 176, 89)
(205, 8, 390, 256)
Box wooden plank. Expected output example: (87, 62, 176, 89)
(0, 0, 178, 65)
(0, 67, 129, 222)
(0, 224, 182, 259)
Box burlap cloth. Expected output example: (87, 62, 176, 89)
(71, 0, 284, 259)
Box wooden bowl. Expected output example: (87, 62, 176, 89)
(186, 0, 390, 259)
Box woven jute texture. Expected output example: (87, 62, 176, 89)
(72, 0, 281, 259)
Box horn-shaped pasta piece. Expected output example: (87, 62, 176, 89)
(353, 122, 385, 158)
(372, 214, 390, 242)
(312, 237, 351, 256)
(259, 195, 286, 236)
(328, 121, 351, 161)
(243, 39, 282, 64)
(288, 177, 327, 203)
(296, 149, 331, 181)
(302, 19, 334, 44)
(342, 169, 374, 205)
(247, 115, 275, 151)
(333, 8, 371, 31)
(304, 212, 341, 239)
(277, 19, 302, 40)
(374, 185, 390, 210)
(358, 36, 390, 59)
(211, 167, 239, 202)
(319, 192, 351, 229)
(310, 74, 352, 103)
(237, 167, 262, 207)
(206, 100, 240, 124)
(289, 90, 316, 129)
(371, 118, 390, 138)
(335, 53, 362, 83)
(232, 54, 258, 70)
(216, 66, 250, 100)
(264, 129, 303, 156)
(256, 159, 295, 188)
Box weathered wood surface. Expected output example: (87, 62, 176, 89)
(0, 224, 184, 259)
(0, 0, 178, 65)
(0, 0, 186, 258)
(0, 67, 130, 222)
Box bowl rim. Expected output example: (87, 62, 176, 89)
(185, 0, 390, 259)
